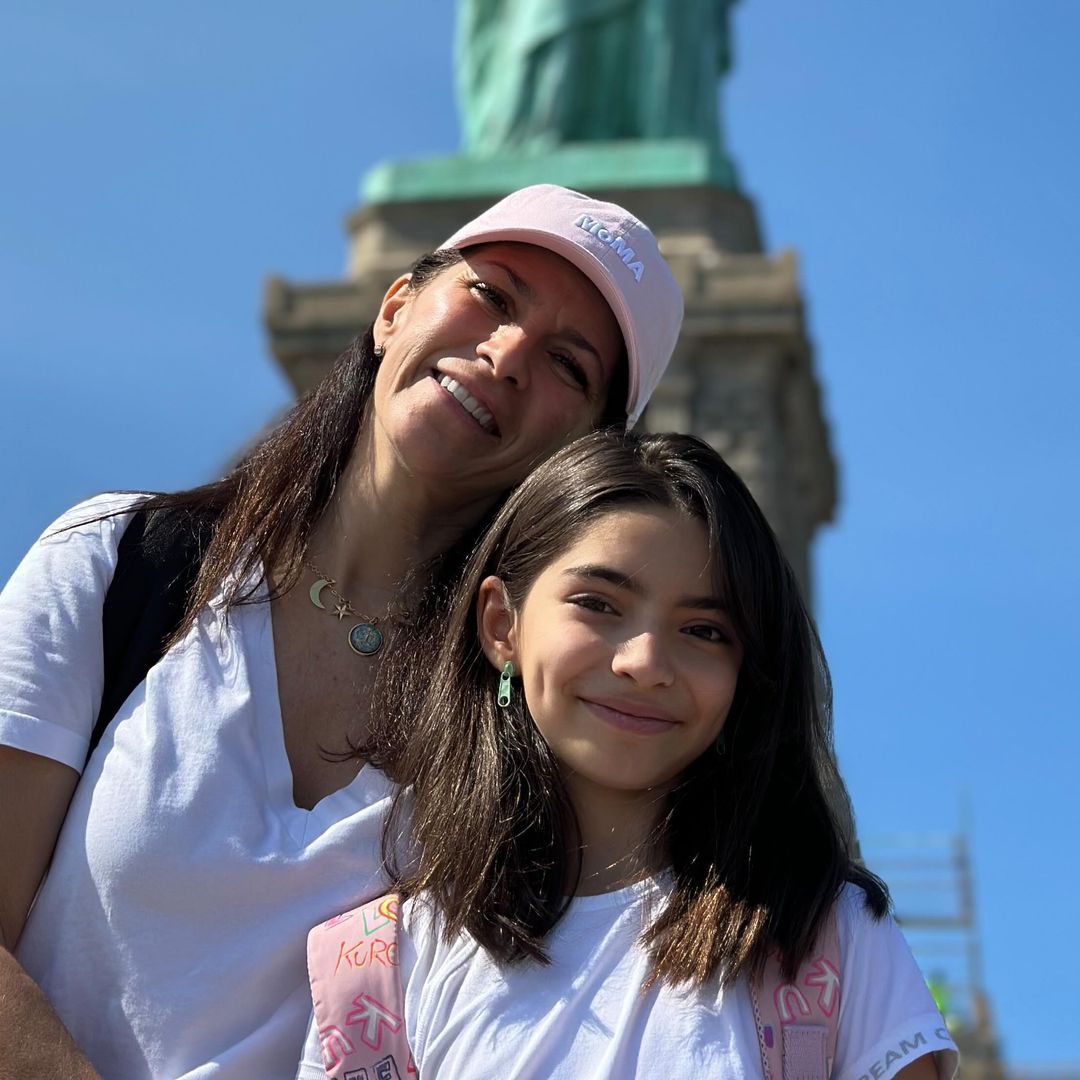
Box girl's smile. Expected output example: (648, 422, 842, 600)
(579, 697, 679, 734)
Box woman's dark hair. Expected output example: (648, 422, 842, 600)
(76, 249, 461, 640)
(370, 430, 888, 987)
(78, 245, 629, 642)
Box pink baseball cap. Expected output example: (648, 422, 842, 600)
(441, 184, 683, 428)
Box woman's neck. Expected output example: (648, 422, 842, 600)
(306, 425, 496, 597)
(565, 775, 670, 897)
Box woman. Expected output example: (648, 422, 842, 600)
(0, 184, 683, 1078)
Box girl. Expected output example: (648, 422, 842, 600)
(0, 186, 682, 1077)
(299, 430, 958, 1080)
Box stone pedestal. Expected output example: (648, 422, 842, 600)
(643, 240, 835, 599)
(264, 181, 835, 600)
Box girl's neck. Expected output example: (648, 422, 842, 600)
(566, 774, 669, 897)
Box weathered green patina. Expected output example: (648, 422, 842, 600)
(362, 0, 742, 203)
(457, 0, 737, 156)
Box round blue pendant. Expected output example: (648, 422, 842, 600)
(348, 622, 383, 656)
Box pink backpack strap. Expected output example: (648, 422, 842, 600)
(750, 908, 842, 1080)
(306, 893, 415, 1080)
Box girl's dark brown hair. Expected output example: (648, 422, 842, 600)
(369, 429, 888, 987)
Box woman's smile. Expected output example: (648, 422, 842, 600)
(434, 372, 500, 436)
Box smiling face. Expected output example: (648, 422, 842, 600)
(479, 505, 744, 802)
(369, 242, 624, 510)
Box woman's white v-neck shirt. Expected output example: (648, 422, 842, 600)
(0, 497, 396, 1079)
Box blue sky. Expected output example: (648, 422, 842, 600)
(3, 2, 1077, 1067)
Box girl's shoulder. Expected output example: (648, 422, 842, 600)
(834, 880, 916, 973)
(833, 881, 923, 1000)
(830, 883, 959, 1080)
(835, 880, 884, 941)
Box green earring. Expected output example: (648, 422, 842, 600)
(497, 660, 515, 708)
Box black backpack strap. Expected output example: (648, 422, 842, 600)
(92, 505, 218, 765)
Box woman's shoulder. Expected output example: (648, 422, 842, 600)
(4, 491, 151, 605)
(0, 493, 151, 769)
(10, 492, 153, 601)
(54, 490, 149, 522)
(33, 492, 150, 561)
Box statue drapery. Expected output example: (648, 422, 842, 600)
(456, 0, 738, 157)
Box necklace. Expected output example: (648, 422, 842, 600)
(305, 562, 397, 657)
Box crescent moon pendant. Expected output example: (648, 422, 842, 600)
(309, 579, 331, 610)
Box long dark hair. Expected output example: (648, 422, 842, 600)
(67, 251, 467, 644)
(370, 430, 888, 987)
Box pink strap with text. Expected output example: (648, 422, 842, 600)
(307, 893, 415, 1080)
(750, 909, 842, 1080)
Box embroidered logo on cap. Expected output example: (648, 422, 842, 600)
(574, 214, 645, 283)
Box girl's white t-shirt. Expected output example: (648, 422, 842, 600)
(297, 882, 959, 1080)
(0, 497, 396, 1079)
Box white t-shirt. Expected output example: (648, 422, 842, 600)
(297, 882, 958, 1080)
(0, 497, 396, 1079)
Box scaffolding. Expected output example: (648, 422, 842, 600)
(862, 829, 1005, 1079)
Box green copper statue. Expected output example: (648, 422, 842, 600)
(456, 0, 739, 156)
